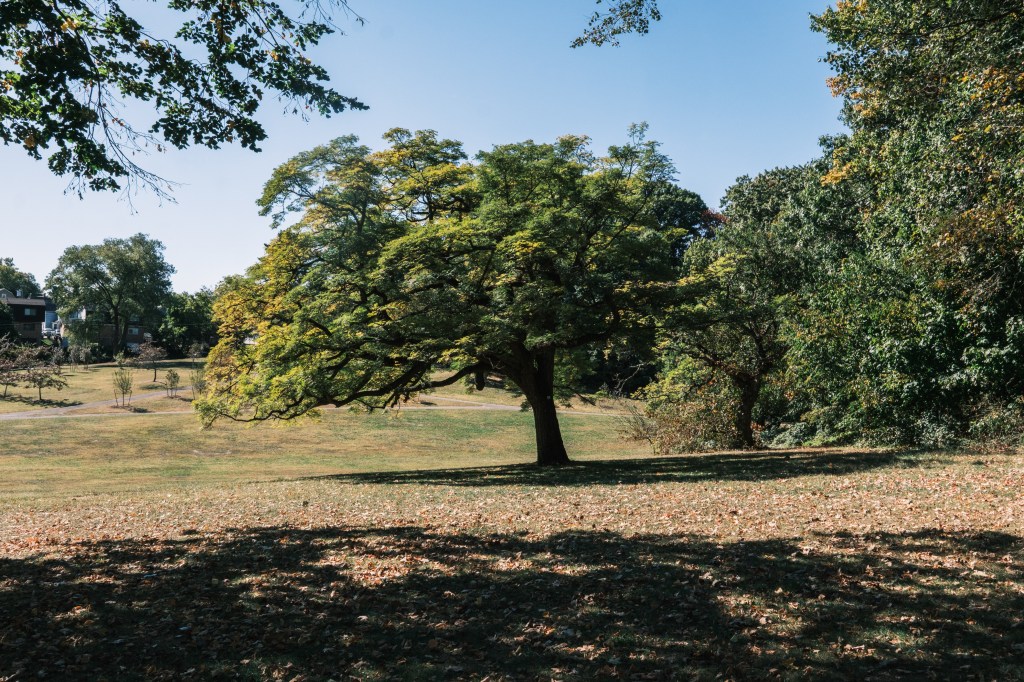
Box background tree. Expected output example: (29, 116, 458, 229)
(46, 233, 174, 353)
(0, 304, 17, 341)
(157, 289, 217, 358)
(633, 154, 867, 451)
(1, 0, 366, 195)
(0, 258, 40, 295)
(199, 126, 694, 465)
(804, 0, 1024, 444)
(650, 167, 809, 448)
(135, 342, 168, 382)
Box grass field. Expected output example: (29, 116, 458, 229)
(1, 399, 1022, 680)
(0, 359, 200, 414)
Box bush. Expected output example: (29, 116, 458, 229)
(968, 400, 1024, 452)
(620, 372, 741, 454)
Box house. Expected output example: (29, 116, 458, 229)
(62, 306, 151, 352)
(0, 289, 47, 342)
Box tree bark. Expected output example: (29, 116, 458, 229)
(734, 378, 761, 449)
(528, 388, 570, 466)
(512, 347, 571, 466)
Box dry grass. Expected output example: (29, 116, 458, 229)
(1, 406, 1022, 680)
(0, 359, 199, 413)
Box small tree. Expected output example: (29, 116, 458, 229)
(113, 362, 135, 408)
(78, 345, 93, 371)
(0, 340, 20, 398)
(164, 369, 181, 398)
(25, 365, 67, 402)
(135, 342, 168, 382)
(49, 345, 66, 374)
(187, 342, 208, 368)
(190, 366, 207, 402)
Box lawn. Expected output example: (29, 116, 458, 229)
(1, 408, 1022, 680)
(0, 359, 200, 414)
(0, 409, 641, 502)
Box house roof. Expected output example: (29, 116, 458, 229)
(0, 294, 47, 307)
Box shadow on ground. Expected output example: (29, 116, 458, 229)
(313, 449, 924, 487)
(0, 395, 82, 408)
(2, 526, 1021, 680)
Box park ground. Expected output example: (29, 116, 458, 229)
(0, 362, 1022, 680)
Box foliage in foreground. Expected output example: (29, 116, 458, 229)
(0, 0, 366, 195)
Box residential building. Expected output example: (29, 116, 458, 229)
(0, 289, 47, 342)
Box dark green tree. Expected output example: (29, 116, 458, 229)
(806, 0, 1024, 444)
(46, 233, 174, 352)
(0, 304, 17, 341)
(157, 289, 217, 357)
(656, 167, 811, 448)
(199, 127, 695, 465)
(0, 258, 40, 296)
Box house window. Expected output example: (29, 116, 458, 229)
(128, 327, 140, 336)
(24, 308, 37, 316)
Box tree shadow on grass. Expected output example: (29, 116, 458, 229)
(0, 394, 83, 408)
(1, 526, 1021, 680)
(313, 449, 924, 488)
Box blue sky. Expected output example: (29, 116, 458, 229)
(0, 1, 844, 293)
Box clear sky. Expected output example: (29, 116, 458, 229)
(0, 1, 844, 293)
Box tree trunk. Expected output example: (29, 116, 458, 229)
(514, 348, 571, 466)
(734, 378, 761, 449)
(528, 389, 570, 466)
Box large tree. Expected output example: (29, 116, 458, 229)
(199, 127, 695, 465)
(46, 233, 174, 351)
(157, 288, 217, 357)
(804, 0, 1024, 444)
(1, 0, 366, 196)
(0, 258, 41, 296)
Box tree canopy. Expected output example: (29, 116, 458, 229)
(157, 288, 217, 357)
(2, 0, 662, 197)
(46, 233, 174, 351)
(1, 0, 365, 196)
(0, 258, 40, 296)
(572, 0, 662, 48)
(199, 126, 701, 465)
(802, 0, 1024, 444)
